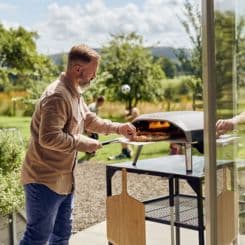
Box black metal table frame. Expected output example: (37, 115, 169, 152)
(106, 165, 205, 245)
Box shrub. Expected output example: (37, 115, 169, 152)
(0, 129, 25, 215)
(0, 171, 24, 215)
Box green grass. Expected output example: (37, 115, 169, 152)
(0, 116, 170, 164)
(0, 116, 31, 142)
(78, 134, 170, 164)
(1, 116, 244, 164)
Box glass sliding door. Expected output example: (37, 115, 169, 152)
(203, 0, 245, 244)
(215, 1, 238, 245)
(235, 1, 245, 243)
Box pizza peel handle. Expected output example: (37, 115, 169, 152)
(106, 169, 146, 245)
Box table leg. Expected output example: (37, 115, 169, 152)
(106, 167, 116, 245)
(169, 177, 175, 245)
(175, 178, 180, 245)
(132, 145, 144, 166)
(187, 179, 205, 245)
(196, 181, 204, 245)
(106, 166, 115, 196)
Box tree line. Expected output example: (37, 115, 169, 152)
(0, 0, 243, 115)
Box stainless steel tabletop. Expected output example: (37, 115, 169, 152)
(107, 155, 234, 179)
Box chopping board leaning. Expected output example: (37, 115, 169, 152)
(106, 168, 146, 245)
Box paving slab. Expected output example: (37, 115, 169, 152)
(70, 221, 245, 245)
(70, 221, 200, 245)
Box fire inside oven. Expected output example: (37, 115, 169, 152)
(133, 120, 186, 141)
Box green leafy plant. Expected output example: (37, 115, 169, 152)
(0, 129, 25, 215)
(0, 171, 24, 215)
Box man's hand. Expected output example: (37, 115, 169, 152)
(118, 123, 136, 140)
(85, 137, 102, 153)
(216, 119, 235, 136)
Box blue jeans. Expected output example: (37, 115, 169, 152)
(19, 183, 74, 245)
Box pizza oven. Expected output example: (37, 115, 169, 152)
(132, 111, 203, 143)
(132, 111, 204, 172)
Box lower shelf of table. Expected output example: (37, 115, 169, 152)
(143, 194, 205, 231)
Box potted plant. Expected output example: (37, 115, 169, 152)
(0, 129, 26, 245)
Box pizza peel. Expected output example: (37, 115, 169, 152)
(217, 167, 238, 245)
(106, 168, 146, 245)
(101, 136, 169, 146)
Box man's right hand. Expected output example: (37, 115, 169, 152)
(85, 137, 102, 153)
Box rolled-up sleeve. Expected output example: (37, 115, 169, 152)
(80, 97, 121, 135)
(39, 94, 97, 153)
(84, 111, 121, 135)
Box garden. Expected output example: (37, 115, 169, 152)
(0, 1, 245, 243)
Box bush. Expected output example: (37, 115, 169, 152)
(0, 129, 25, 215)
(0, 171, 24, 215)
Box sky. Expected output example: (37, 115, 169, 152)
(0, 0, 204, 54)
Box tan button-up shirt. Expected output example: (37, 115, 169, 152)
(21, 73, 121, 194)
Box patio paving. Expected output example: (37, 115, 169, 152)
(70, 221, 200, 245)
(70, 221, 245, 244)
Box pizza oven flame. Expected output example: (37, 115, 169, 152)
(133, 120, 186, 140)
(149, 121, 170, 130)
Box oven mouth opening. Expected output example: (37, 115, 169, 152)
(133, 120, 186, 140)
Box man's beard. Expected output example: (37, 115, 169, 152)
(78, 78, 91, 91)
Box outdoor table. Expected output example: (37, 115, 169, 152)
(106, 155, 233, 245)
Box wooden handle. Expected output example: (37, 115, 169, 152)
(122, 168, 127, 195)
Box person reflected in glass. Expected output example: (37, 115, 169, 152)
(216, 112, 245, 136)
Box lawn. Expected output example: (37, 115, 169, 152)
(1, 115, 244, 164)
(0, 116, 170, 164)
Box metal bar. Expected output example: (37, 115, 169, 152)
(106, 166, 115, 196)
(169, 177, 175, 245)
(196, 181, 205, 245)
(175, 179, 180, 245)
(132, 145, 144, 166)
(202, 0, 217, 244)
(8, 212, 17, 245)
(106, 167, 116, 245)
(184, 143, 192, 173)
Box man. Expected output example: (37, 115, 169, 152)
(20, 44, 136, 245)
(216, 112, 245, 135)
(86, 95, 105, 140)
(88, 95, 105, 115)
(81, 95, 105, 160)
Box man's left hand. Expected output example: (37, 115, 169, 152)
(119, 123, 136, 140)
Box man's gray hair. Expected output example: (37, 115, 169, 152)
(68, 44, 100, 64)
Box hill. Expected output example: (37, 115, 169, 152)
(49, 47, 190, 65)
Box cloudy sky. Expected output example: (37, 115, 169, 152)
(1, 0, 199, 54)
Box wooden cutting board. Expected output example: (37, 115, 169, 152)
(106, 168, 146, 245)
(217, 167, 238, 245)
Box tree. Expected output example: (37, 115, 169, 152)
(177, 1, 244, 112)
(99, 32, 166, 111)
(215, 11, 235, 107)
(236, 17, 245, 89)
(0, 24, 58, 91)
(156, 56, 177, 78)
(175, 48, 193, 75)
(214, 11, 244, 111)
(185, 76, 203, 110)
(163, 86, 177, 111)
(176, 0, 202, 78)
